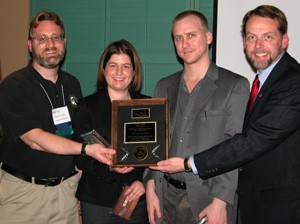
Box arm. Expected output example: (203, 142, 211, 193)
(195, 73, 300, 179)
(0, 81, 114, 165)
(146, 179, 162, 224)
(20, 128, 114, 165)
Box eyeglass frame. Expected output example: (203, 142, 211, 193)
(30, 34, 65, 45)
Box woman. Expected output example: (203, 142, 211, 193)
(73, 40, 149, 224)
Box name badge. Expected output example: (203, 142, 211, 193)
(52, 106, 73, 136)
(52, 106, 71, 125)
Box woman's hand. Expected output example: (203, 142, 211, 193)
(125, 181, 145, 202)
(111, 166, 134, 174)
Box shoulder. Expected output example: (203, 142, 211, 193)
(0, 67, 30, 88)
(269, 52, 300, 87)
(217, 66, 248, 82)
(273, 62, 300, 96)
(281, 55, 300, 81)
(78, 92, 99, 106)
(267, 53, 300, 92)
(214, 66, 250, 91)
(156, 70, 182, 87)
(59, 70, 81, 86)
(280, 52, 300, 70)
(133, 92, 151, 99)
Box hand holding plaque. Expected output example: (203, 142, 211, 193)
(111, 98, 168, 166)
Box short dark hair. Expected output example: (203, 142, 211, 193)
(241, 5, 288, 37)
(97, 39, 143, 92)
(28, 11, 65, 39)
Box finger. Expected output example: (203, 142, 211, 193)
(156, 160, 168, 166)
(198, 212, 207, 220)
(127, 188, 143, 201)
(148, 213, 154, 224)
(106, 148, 116, 155)
(101, 157, 112, 166)
(148, 166, 161, 170)
(112, 167, 126, 173)
(149, 211, 156, 224)
(156, 207, 162, 219)
(127, 167, 134, 172)
(117, 167, 133, 173)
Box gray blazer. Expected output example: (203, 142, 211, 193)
(150, 62, 249, 223)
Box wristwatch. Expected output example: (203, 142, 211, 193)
(81, 142, 88, 156)
(184, 157, 192, 172)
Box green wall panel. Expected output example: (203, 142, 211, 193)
(31, 0, 215, 96)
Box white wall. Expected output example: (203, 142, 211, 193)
(216, 0, 300, 83)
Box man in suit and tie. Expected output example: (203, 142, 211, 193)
(151, 5, 300, 224)
(146, 10, 250, 224)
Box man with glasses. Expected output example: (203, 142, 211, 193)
(0, 11, 115, 224)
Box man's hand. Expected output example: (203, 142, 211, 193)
(149, 157, 185, 173)
(86, 144, 115, 166)
(20, 128, 115, 166)
(146, 180, 162, 224)
(198, 197, 227, 224)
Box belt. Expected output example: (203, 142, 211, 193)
(164, 174, 186, 189)
(1, 163, 78, 187)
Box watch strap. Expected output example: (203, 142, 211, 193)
(81, 142, 88, 156)
(184, 157, 192, 172)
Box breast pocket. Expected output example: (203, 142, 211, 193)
(200, 109, 225, 120)
(193, 109, 226, 145)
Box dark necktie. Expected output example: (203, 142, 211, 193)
(248, 75, 260, 111)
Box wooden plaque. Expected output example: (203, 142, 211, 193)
(111, 98, 168, 167)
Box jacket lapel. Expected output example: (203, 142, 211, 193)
(245, 52, 292, 121)
(165, 63, 219, 126)
(190, 77, 218, 117)
(166, 73, 181, 135)
(190, 63, 218, 117)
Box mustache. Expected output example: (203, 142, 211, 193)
(43, 47, 58, 52)
(251, 49, 270, 55)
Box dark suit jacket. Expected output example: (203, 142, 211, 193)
(194, 52, 300, 224)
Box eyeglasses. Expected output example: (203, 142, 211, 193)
(31, 34, 64, 44)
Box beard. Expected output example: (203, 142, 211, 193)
(32, 47, 65, 69)
(247, 55, 273, 71)
(246, 48, 283, 71)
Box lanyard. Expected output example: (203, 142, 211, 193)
(40, 83, 73, 136)
(39, 84, 65, 109)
